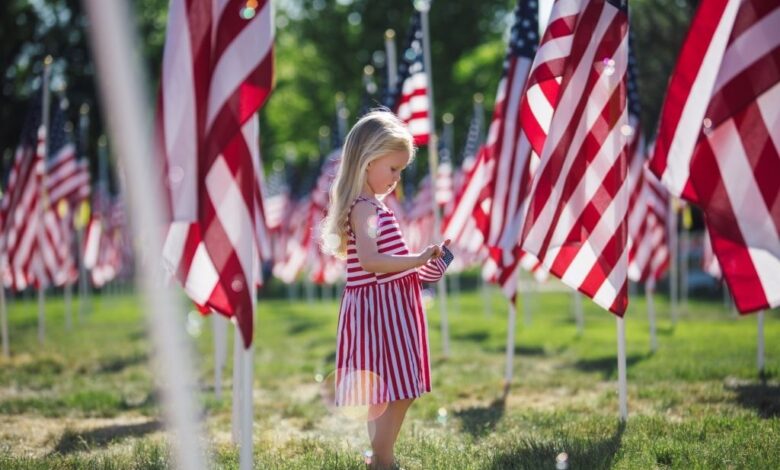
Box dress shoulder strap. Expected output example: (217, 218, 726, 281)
(354, 196, 386, 212)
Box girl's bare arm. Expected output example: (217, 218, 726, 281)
(351, 201, 436, 274)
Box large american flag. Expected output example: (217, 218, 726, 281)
(392, 11, 430, 145)
(159, 0, 274, 347)
(480, 0, 540, 301)
(649, 0, 779, 313)
(519, 0, 631, 315)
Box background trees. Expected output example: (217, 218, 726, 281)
(0, 0, 697, 179)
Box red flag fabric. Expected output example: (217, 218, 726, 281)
(519, 0, 631, 315)
(649, 0, 779, 313)
(159, 0, 274, 347)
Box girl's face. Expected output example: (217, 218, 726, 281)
(364, 149, 410, 196)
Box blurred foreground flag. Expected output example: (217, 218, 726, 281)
(519, 0, 631, 315)
(158, 0, 274, 347)
(649, 0, 779, 313)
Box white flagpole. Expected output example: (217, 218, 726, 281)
(231, 322, 242, 443)
(616, 316, 628, 421)
(212, 314, 227, 400)
(646, 278, 657, 353)
(385, 29, 398, 94)
(668, 198, 679, 325)
(417, 0, 449, 357)
(504, 300, 518, 396)
(240, 334, 254, 470)
(64, 280, 73, 330)
(37, 56, 53, 345)
(77, 103, 92, 321)
(441, 113, 459, 314)
(523, 276, 532, 327)
(757, 310, 765, 374)
(335, 92, 348, 143)
(82, 1, 207, 467)
(680, 207, 690, 315)
(38, 287, 46, 344)
(0, 286, 8, 358)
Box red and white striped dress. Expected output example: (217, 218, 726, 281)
(335, 196, 447, 406)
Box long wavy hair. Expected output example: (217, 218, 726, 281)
(320, 110, 415, 259)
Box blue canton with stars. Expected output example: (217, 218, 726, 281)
(626, 29, 641, 122)
(503, 0, 540, 77)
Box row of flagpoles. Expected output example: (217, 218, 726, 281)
(3, 0, 776, 468)
(0, 55, 132, 357)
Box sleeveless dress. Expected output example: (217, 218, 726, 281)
(335, 196, 447, 406)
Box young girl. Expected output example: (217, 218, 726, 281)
(321, 110, 449, 469)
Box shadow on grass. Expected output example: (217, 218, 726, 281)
(453, 330, 491, 343)
(95, 351, 148, 374)
(487, 345, 547, 357)
(454, 396, 506, 438)
(51, 420, 162, 455)
(727, 379, 780, 418)
(287, 319, 324, 335)
(573, 353, 650, 379)
(657, 325, 676, 336)
(486, 421, 626, 470)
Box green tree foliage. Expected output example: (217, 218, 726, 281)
(0, 0, 696, 182)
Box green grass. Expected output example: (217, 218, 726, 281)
(0, 281, 778, 469)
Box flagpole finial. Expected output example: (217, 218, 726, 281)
(473, 93, 484, 103)
(413, 0, 431, 13)
(44, 55, 54, 65)
(385, 29, 395, 40)
(442, 113, 453, 124)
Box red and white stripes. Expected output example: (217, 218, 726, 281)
(159, 0, 274, 346)
(650, 0, 780, 313)
(519, 0, 631, 315)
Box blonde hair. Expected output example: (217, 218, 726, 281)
(320, 110, 415, 259)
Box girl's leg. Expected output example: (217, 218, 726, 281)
(368, 398, 414, 469)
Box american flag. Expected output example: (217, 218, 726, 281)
(392, 11, 430, 145)
(46, 102, 91, 208)
(480, 0, 540, 300)
(159, 0, 274, 347)
(623, 35, 670, 284)
(308, 151, 344, 285)
(435, 140, 454, 210)
(1, 97, 44, 290)
(443, 0, 541, 300)
(442, 146, 491, 269)
(627, 165, 670, 283)
(1, 93, 74, 290)
(519, 0, 631, 315)
(263, 167, 289, 231)
(43, 102, 84, 286)
(83, 155, 112, 286)
(649, 0, 779, 313)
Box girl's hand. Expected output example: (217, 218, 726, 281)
(419, 239, 452, 264)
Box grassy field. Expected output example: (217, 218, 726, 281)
(0, 281, 778, 469)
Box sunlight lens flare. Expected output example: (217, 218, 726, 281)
(320, 369, 389, 422)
